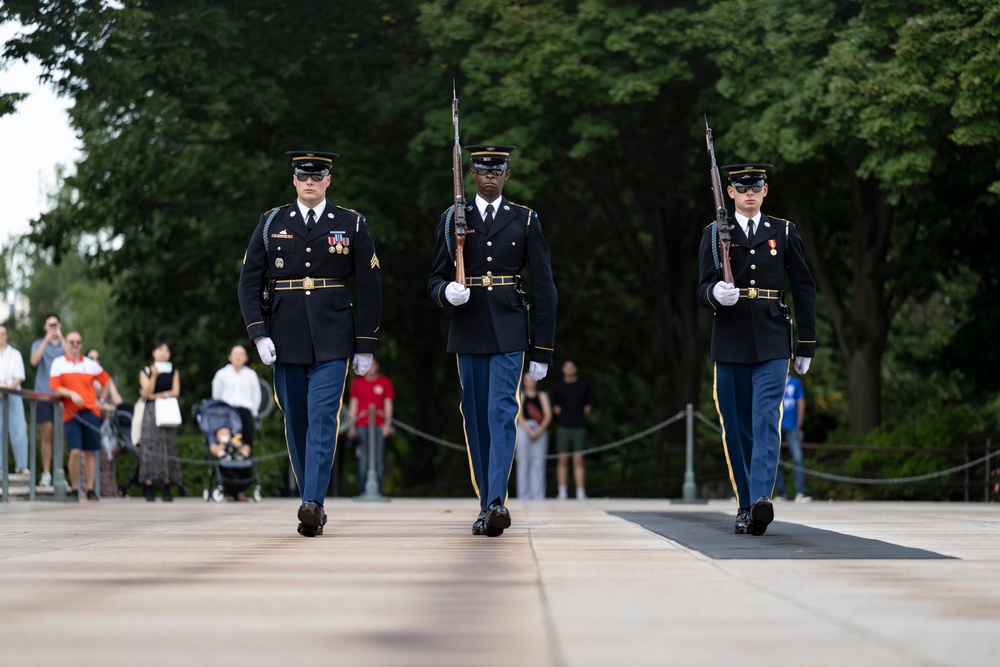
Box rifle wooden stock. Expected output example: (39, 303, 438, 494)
(705, 118, 734, 284)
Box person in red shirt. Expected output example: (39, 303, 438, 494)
(49, 331, 110, 501)
(347, 358, 394, 495)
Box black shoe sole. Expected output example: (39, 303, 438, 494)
(749, 502, 774, 536)
(297, 522, 323, 537)
(485, 509, 511, 536)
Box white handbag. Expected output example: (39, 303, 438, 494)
(154, 396, 182, 427)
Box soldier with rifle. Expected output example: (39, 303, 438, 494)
(697, 121, 816, 536)
(429, 88, 557, 537)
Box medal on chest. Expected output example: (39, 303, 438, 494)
(329, 231, 350, 255)
(768, 239, 777, 256)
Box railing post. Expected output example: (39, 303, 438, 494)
(682, 404, 697, 501)
(29, 398, 37, 501)
(355, 404, 389, 503)
(52, 403, 69, 501)
(672, 404, 706, 504)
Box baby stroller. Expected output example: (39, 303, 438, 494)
(195, 399, 263, 503)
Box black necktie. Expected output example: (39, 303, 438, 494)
(485, 203, 495, 228)
(306, 209, 316, 232)
(747, 218, 755, 245)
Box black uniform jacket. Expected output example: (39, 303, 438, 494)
(697, 213, 816, 364)
(238, 200, 382, 365)
(428, 197, 557, 365)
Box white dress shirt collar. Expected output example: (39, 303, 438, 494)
(475, 194, 502, 222)
(296, 199, 328, 222)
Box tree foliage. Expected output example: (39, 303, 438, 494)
(1, 0, 997, 497)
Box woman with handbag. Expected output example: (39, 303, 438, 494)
(138, 341, 182, 501)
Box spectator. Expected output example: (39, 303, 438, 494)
(138, 341, 182, 502)
(211, 343, 261, 449)
(551, 359, 592, 500)
(347, 358, 394, 495)
(87, 348, 123, 497)
(49, 331, 110, 501)
(0, 324, 30, 476)
(30, 313, 65, 487)
(209, 426, 251, 461)
(515, 372, 552, 500)
(775, 373, 811, 502)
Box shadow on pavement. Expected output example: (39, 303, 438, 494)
(611, 511, 955, 560)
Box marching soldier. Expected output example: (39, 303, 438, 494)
(429, 145, 557, 537)
(239, 150, 382, 537)
(697, 163, 816, 536)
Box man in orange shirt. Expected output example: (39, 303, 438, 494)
(50, 331, 111, 501)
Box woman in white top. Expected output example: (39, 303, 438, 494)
(211, 344, 261, 448)
(0, 324, 29, 474)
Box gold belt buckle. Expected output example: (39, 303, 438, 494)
(747, 287, 758, 299)
(482, 274, 493, 288)
(302, 277, 315, 290)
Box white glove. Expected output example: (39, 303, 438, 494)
(444, 281, 471, 306)
(528, 362, 548, 382)
(712, 281, 740, 307)
(353, 353, 373, 376)
(255, 337, 276, 365)
(794, 356, 812, 375)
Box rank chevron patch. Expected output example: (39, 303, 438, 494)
(371, 253, 380, 269)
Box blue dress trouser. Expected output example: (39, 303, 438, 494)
(714, 359, 788, 507)
(274, 358, 348, 505)
(457, 352, 523, 511)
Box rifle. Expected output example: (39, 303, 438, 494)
(451, 80, 467, 285)
(704, 116, 734, 284)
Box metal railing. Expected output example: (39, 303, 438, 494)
(1, 387, 66, 503)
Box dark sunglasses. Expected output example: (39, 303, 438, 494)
(295, 173, 328, 182)
(472, 166, 507, 177)
(733, 181, 765, 194)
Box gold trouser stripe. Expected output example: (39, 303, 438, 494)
(713, 363, 740, 507)
(455, 355, 480, 502)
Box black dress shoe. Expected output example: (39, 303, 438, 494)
(748, 496, 774, 536)
(734, 508, 751, 534)
(472, 511, 487, 536)
(297, 522, 323, 537)
(484, 500, 511, 537)
(298, 501, 324, 531)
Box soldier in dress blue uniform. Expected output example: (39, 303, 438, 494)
(428, 145, 557, 537)
(239, 150, 382, 537)
(697, 164, 816, 536)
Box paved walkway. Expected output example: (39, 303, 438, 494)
(2, 497, 999, 666)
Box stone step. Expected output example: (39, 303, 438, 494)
(1, 474, 55, 499)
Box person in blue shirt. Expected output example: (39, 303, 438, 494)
(775, 374, 810, 502)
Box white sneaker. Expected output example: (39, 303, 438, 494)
(576, 488, 587, 499)
(794, 493, 812, 503)
(556, 487, 568, 500)
(39, 471, 52, 487)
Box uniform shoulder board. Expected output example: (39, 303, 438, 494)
(767, 215, 791, 223)
(264, 204, 290, 215)
(335, 204, 364, 218)
(507, 201, 533, 212)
